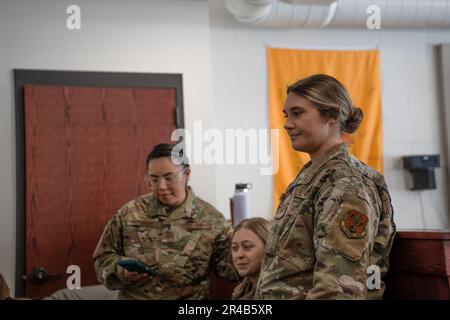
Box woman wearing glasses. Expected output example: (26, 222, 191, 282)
(93, 143, 236, 299)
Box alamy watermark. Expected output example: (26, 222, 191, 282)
(170, 121, 280, 176)
(66, 265, 81, 289)
(366, 5, 381, 30)
(367, 265, 381, 290)
(66, 5, 81, 30)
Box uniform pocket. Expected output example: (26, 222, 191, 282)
(265, 196, 290, 255)
(122, 221, 159, 260)
(266, 190, 313, 257)
(273, 193, 289, 219)
(178, 232, 212, 267)
(164, 231, 212, 285)
(182, 232, 203, 256)
(320, 213, 370, 262)
(277, 196, 315, 271)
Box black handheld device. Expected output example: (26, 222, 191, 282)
(117, 259, 159, 276)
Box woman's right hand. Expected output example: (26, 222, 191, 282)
(117, 265, 150, 284)
(124, 270, 150, 282)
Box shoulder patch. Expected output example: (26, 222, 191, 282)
(340, 210, 368, 239)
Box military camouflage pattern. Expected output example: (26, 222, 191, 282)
(93, 187, 236, 299)
(0, 273, 11, 300)
(231, 277, 256, 300)
(255, 143, 396, 300)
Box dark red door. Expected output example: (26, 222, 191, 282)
(24, 85, 176, 298)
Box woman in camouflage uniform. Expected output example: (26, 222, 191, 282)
(231, 217, 270, 300)
(255, 74, 396, 300)
(93, 143, 235, 299)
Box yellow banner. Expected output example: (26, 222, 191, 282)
(268, 48, 383, 211)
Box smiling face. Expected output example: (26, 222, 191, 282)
(231, 228, 265, 279)
(283, 92, 340, 159)
(146, 157, 190, 208)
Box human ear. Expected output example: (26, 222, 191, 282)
(328, 117, 338, 125)
(184, 168, 191, 184)
(145, 176, 153, 191)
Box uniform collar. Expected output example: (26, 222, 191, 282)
(147, 187, 198, 220)
(296, 143, 348, 185)
(168, 187, 198, 220)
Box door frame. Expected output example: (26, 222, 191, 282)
(13, 69, 184, 296)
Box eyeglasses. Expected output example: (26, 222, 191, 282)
(146, 168, 186, 187)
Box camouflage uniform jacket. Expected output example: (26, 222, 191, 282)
(255, 143, 396, 299)
(93, 187, 235, 299)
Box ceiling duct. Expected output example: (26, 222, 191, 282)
(224, 0, 450, 28)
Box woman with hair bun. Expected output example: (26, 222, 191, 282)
(255, 74, 396, 300)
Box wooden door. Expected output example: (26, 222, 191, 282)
(24, 85, 176, 298)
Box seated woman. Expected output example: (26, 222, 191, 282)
(231, 217, 270, 300)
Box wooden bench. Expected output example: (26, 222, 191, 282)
(384, 230, 450, 300)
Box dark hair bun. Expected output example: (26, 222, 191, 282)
(146, 143, 190, 168)
(342, 106, 363, 134)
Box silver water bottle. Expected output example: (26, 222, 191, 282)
(230, 183, 252, 226)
